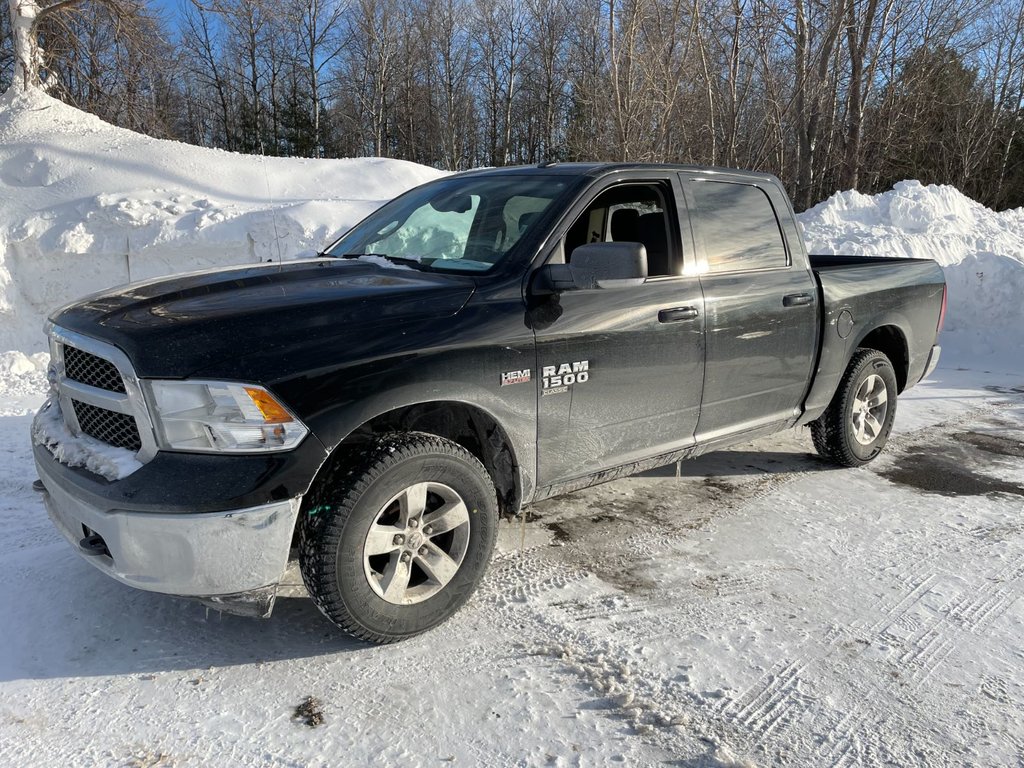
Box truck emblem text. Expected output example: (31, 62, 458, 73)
(542, 360, 589, 395)
(501, 369, 532, 386)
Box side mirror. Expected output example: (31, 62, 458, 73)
(533, 242, 648, 294)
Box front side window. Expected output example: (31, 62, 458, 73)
(686, 181, 788, 273)
(327, 176, 571, 273)
(560, 182, 679, 277)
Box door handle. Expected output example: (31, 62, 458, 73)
(658, 306, 699, 323)
(783, 293, 814, 307)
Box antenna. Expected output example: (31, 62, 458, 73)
(258, 140, 285, 270)
(125, 235, 133, 283)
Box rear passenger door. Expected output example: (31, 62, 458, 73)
(682, 177, 818, 440)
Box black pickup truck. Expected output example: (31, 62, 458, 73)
(33, 163, 946, 643)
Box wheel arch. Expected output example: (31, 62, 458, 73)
(854, 324, 909, 392)
(301, 400, 523, 531)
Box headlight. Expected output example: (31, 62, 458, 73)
(146, 380, 308, 453)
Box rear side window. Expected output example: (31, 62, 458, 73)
(687, 181, 788, 273)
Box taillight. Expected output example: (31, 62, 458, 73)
(936, 283, 947, 333)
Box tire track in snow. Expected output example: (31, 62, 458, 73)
(886, 554, 1024, 695)
(813, 555, 1024, 764)
(866, 569, 938, 637)
(815, 692, 874, 768)
(946, 555, 1024, 633)
(615, 402, 1022, 761)
(817, 557, 1024, 764)
(480, 551, 748, 760)
(691, 569, 778, 599)
(898, 619, 957, 691)
(724, 658, 809, 739)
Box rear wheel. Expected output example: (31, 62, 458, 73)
(811, 349, 898, 467)
(299, 432, 498, 643)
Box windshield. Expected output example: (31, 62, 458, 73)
(326, 175, 571, 273)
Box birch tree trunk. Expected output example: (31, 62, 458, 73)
(9, 0, 43, 90)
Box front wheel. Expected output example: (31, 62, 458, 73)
(811, 349, 898, 467)
(299, 432, 498, 643)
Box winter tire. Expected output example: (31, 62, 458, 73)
(811, 348, 898, 467)
(299, 432, 498, 643)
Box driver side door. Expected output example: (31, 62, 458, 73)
(531, 174, 706, 489)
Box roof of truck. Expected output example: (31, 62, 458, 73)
(449, 162, 780, 183)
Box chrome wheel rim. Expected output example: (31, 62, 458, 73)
(851, 373, 888, 446)
(362, 482, 471, 605)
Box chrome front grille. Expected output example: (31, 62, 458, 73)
(48, 325, 159, 465)
(63, 345, 126, 393)
(71, 399, 143, 451)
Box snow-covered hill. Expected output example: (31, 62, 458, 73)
(0, 88, 443, 355)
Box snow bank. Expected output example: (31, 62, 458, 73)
(799, 181, 1024, 369)
(0, 350, 48, 416)
(0, 88, 444, 354)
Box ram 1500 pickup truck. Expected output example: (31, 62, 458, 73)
(33, 163, 946, 643)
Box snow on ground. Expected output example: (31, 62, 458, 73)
(2, 371, 1023, 767)
(2, 92, 1024, 766)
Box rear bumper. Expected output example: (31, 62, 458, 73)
(37, 447, 301, 610)
(921, 344, 941, 382)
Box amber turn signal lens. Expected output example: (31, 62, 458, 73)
(244, 387, 293, 423)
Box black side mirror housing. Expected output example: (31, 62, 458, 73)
(533, 242, 648, 294)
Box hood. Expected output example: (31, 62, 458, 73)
(52, 259, 475, 378)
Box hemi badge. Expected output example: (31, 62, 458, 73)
(501, 369, 531, 386)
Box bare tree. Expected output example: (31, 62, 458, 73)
(292, 0, 346, 155)
(9, 0, 49, 90)
(839, 0, 899, 189)
(8, 0, 153, 91)
(208, 0, 273, 152)
(473, 0, 527, 164)
(1, 1, 14, 89)
(181, 1, 234, 148)
(976, 0, 1024, 206)
(521, 0, 571, 161)
(338, 0, 402, 155)
(7, 0, 1024, 210)
(789, 0, 844, 209)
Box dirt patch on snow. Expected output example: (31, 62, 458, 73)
(293, 696, 325, 727)
(881, 447, 1024, 498)
(954, 431, 1024, 459)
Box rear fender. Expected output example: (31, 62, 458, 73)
(797, 309, 914, 427)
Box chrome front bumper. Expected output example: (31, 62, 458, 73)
(39, 457, 300, 614)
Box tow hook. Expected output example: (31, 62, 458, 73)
(79, 532, 110, 557)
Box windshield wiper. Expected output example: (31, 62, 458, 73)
(338, 253, 430, 270)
